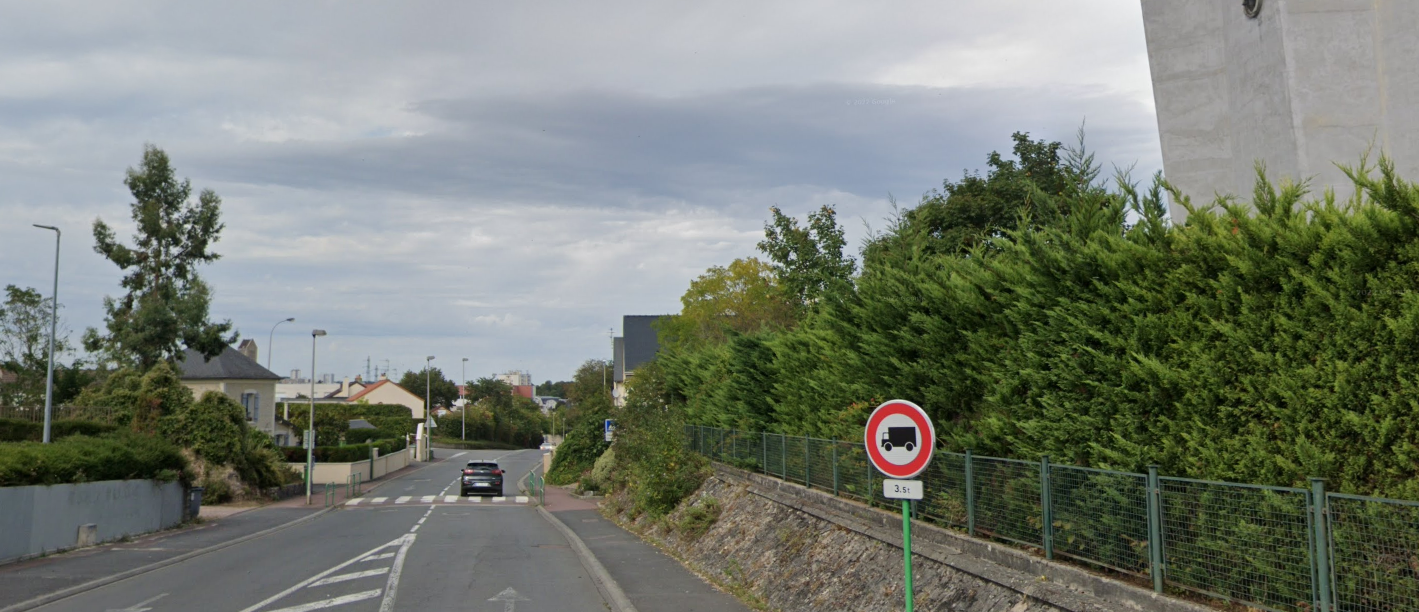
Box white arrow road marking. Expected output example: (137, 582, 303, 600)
(264, 590, 382, 612)
(487, 587, 529, 612)
(307, 567, 390, 587)
(238, 535, 412, 612)
(377, 530, 417, 612)
(105, 592, 167, 612)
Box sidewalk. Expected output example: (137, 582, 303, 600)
(543, 486, 751, 612)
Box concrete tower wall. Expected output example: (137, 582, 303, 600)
(1141, 0, 1419, 223)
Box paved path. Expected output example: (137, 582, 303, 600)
(544, 486, 751, 612)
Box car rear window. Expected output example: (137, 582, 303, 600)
(465, 463, 498, 472)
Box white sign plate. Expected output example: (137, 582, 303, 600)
(883, 479, 923, 500)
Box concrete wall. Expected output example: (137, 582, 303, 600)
(287, 447, 413, 485)
(1142, 0, 1419, 222)
(0, 480, 185, 565)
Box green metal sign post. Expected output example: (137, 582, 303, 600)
(865, 400, 934, 612)
(902, 498, 914, 612)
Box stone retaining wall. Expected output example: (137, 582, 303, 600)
(608, 465, 1212, 612)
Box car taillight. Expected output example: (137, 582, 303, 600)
(492, 469, 502, 476)
(462, 469, 474, 475)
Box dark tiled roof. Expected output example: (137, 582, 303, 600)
(623, 315, 667, 375)
(613, 337, 625, 382)
(177, 346, 283, 381)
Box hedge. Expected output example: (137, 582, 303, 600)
(281, 437, 408, 463)
(0, 418, 118, 442)
(0, 431, 188, 486)
(345, 428, 390, 444)
(430, 437, 522, 451)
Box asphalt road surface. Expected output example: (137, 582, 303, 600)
(29, 449, 609, 612)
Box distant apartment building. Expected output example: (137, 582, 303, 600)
(497, 370, 531, 387)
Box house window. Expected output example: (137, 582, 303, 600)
(242, 392, 260, 422)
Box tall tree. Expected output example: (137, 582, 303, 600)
(85, 145, 236, 369)
(657, 257, 796, 349)
(0, 285, 72, 406)
(398, 367, 460, 408)
(757, 205, 856, 309)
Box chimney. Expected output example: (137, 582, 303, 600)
(238, 339, 258, 362)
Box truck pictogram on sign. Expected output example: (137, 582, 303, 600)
(880, 427, 917, 452)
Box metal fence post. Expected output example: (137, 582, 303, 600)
(1041, 455, 1054, 560)
(1310, 478, 1332, 612)
(964, 449, 976, 536)
(832, 443, 840, 496)
(762, 432, 768, 475)
(1146, 465, 1164, 593)
(804, 437, 812, 488)
(781, 433, 787, 479)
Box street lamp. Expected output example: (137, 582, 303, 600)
(32, 225, 59, 444)
(267, 317, 295, 371)
(461, 357, 468, 441)
(425, 354, 435, 425)
(306, 329, 327, 505)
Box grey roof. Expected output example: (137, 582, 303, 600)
(177, 346, 283, 381)
(348, 419, 377, 430)
(623, 315, 668, 375)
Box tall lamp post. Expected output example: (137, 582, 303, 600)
(306, 329, 327, 505)
(32, 225, 59, 444)
(267, 318, 295, 371)
(425, 356, 435, 448)
(461, 357, 468, 441)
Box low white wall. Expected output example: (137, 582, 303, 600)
(0, 479, 185, 565)
(287, 447, 413, 485)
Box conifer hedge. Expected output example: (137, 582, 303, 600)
(660, 159, 1419, 500)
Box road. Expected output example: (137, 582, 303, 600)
(27, 449, 608, 612)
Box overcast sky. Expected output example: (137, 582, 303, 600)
(1, 1, 1161, 386)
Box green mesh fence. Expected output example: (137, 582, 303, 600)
(917, 451, 969, 529)
(1049, 465, 1150, 576)
(1329, 493, 1419, 612)
(1159, 478, 1313, 612)
(972, 457, 1043, 548)
(682, 426, 1419, 612)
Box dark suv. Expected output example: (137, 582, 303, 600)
(460, 461, 504, 496)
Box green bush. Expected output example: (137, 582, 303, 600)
(0, 418, 117, 442)
(545, 416, 609, 485)
(201, 474, 233, 504)
(676, 496, 722, 540)
(430, 437, 521, 450)
(0, 431, 189, 486)
(345, 428, 389, 444)
(280, 437, 408, 463)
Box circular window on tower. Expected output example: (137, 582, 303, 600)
(1243, 0, 1262, 18)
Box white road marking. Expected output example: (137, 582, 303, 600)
(416, 517, 426, 525)
(515, 496, 528, 504)
(370, 497, 388, 503)
(410, 525, 420, 532)
(361, 553, 395, 562)
(451, 452, 466, 458)
(420, 495, 435, 503)
(470, 496, 481, 503)
(265, 589, 382, 612)
(394, 496, 411, 504)
(308, 568, 390, 587)
(444, 495, 458, 503)
(378, 532, 418, 612)
(488, 587, 530, 612)
(492, 496, 506, 503)
(106, 592, 167, 612)
(345, 498, 364, 506)
(238, 536, 410, 612)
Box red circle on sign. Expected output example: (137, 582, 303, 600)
(863, 400, 935, 479)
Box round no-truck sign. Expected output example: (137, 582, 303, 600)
(864, 399, 935, 479)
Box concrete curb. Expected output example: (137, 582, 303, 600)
(0, 506, 337, 612)
(537, 506, 639, 612)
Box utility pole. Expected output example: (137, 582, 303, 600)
(306, 329, 327, 504)
(32, 225, 59, 444)
(461, 357, 468, 441)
